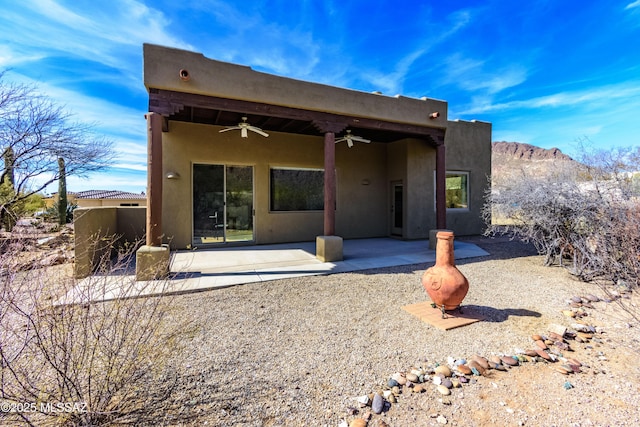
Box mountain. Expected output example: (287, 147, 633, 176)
(492, 141, 574, 161)
(492, 141, 578, 187)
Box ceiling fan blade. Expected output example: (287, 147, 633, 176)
(219, 127, 240, 133)
(249, 127, 269, 137)
(352, 136, 371, 143)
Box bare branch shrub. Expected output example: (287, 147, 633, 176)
(0, 236, 189, 426)
(484, 143, 640, 292)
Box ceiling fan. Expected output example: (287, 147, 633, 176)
(335, 130, 371, 148)
(219, 117, 269, 138)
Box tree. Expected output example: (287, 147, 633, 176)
(0, 71, 114, 230)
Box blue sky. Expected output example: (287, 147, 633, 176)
(1, 0, 639, 194)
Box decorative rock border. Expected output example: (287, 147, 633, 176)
(341, 290, 629, 427)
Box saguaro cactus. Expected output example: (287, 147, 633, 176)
(57, 157, 67, 225)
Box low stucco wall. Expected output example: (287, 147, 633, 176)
(74, 207, 146, 278)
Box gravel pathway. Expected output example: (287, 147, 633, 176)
(160, 238, 640, 426)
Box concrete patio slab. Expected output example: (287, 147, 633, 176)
(64, 238, 489, 303)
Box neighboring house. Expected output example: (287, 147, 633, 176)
(142, 44, 491, 253)
(46, 190, 147, 208)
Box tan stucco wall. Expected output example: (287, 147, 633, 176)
(443, 120, 492, 236)
(74, 207, 146, 278)
(160, 119, 491, 247)
(144, 44, 447, 130)
(162, 121, 390, 248)
(406, 139, 438, 239)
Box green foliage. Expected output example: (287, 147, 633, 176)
(42, 200, 77, 224)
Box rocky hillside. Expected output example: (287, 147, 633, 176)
(492, 141, 574, 161)
(492, 141, 578, 187)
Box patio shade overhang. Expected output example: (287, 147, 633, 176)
(148, 88, 445, 146)
(144, 44, 447, 146)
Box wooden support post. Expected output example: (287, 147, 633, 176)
(436, 143, 447, 230)
(324, 131, 336, 236)
(146, 112, 163, 246)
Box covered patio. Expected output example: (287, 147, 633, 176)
(169, 237, 489, 291)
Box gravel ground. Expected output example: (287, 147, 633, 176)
(159, 237, 640, 427)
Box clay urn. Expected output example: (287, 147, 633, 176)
(421, 231, 469, 310)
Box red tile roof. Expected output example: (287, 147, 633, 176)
(70, 190, 147, 200)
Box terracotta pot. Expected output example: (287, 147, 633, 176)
(421, 231, 469, 310)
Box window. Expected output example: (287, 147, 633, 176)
(270, 167, 324, 211)
(445, 172, 469, 209)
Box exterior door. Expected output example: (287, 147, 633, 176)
(193, 164, 254, 245)
(390, 181, 403, 236)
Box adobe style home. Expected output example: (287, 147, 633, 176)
(136, 43, 491, 278)
(46, 190, 147, 209)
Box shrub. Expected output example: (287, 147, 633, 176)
(484, 144, 640, 289)
(0, 236, 190, 426)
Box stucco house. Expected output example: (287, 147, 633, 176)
(46, 190, 147, 209)
(139, 44, 490, 272)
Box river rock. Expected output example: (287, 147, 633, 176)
(357, 395, 370, 407)
(492, 362, 507, 371)
(442, 378, 453, 389)
(392, 372, 407, 385)
(571, 323, 591, 333)
(435, 365, 452, 377)
(456, 364, 472, 375)
(489, 355, 502, 365)
(472, 356, 490, 370)
(535, 340, 548, 350)
(501, 356, 519, 366)
(585, 294, 600, 302)
(349, 419, 367, 427)
(437, 384, 451, 395)
(535, 348, 552, 361)
(371, 393, 384, 414)
(406, 373, 419, 383)
(468, 360, 485, 375)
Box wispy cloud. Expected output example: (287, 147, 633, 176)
(356, 9, 474, 94)
(625, 0, 640, 9)
(460, 82, 640, 115)
(2, 0, 190, 77)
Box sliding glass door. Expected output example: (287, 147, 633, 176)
(193, 164, 254, 245)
